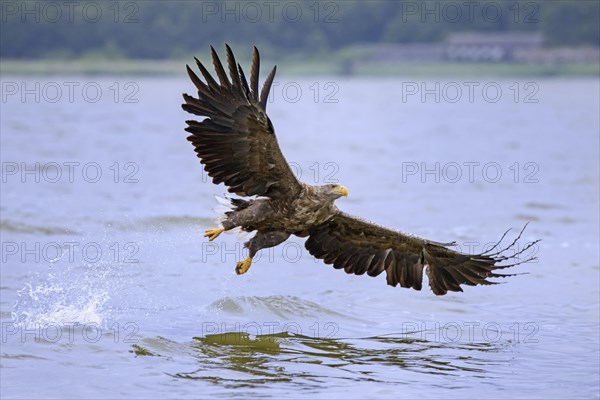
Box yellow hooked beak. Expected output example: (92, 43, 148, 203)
(333, 185, 349, 197)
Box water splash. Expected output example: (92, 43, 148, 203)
(13, 281, 108, 327)
(12, 262, 115, 328)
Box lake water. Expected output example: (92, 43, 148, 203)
(1, 75, 598, 399)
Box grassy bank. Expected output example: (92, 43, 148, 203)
(1, 58, 598, 77)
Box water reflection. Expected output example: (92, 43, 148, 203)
(135, 331, 508, 387)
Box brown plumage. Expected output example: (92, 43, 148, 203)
(182, 45, 539, 295)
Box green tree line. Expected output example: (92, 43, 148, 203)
(1, 0, 598, 59)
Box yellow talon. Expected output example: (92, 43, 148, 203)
(235, 257, 252, 275)
(204, 227, 224, 241)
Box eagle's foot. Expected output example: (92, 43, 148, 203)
(235, 257, 252, 275)
(204, 227, 224, 241)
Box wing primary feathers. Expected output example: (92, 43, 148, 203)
(210, 45, 231, 89)
(225, 44, 242, 90)
(250, 47, 260, 101)
(483, 222, 528, 257)
(238, 63, 252, 100)
(194, 57, 221, 92)
(483, 223, 538, 259)
(260, 65, 277, 110)
(482, 226, 513, 255)
(185, 65, 208, 93)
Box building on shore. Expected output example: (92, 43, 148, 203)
(346, 32, 598, 64)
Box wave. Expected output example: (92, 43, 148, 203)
(206, 295, 364, 321)
(0, 219, 77, 235)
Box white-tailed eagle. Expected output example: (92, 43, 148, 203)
(182, 45, 538, 295)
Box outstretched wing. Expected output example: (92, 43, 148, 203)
(305, 212, 538, 295)
(182, 45, 302, 198)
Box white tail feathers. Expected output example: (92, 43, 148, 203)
(212, 195, 249, 240)
(213, 195, 232, 224)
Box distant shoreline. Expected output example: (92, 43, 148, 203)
(1, 58, 598, 77)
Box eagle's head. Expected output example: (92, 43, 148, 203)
(319, 183, 349, 200)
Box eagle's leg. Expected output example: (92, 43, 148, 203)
(207, 198, 270, 242)
(204, 227, 225, 241)
(236, 231, 291, 275)
(204, 217, 243, 241)
(235, 257, 253, 275)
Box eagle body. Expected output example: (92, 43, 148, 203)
(220, 184, 341, 234)
(182, 45, 538, 295)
